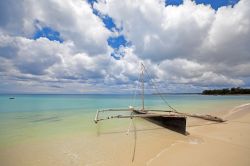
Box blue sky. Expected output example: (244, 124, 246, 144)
(33, 27, 63, 43)
(194, 0, 240, 10)
(165, 0, 239, 9)
(0, 0, 249, 93)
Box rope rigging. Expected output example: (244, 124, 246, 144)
(132, 62, 178, 113)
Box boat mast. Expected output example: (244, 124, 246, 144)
(141, 63, 144, 111)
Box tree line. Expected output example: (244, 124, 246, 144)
(202, 87, 250, 95)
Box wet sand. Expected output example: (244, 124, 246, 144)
(0, 103, 250, 166)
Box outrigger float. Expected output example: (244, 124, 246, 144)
(94, 63, 225, 134)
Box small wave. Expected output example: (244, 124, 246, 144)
(224, 103, 250, 119)
(146, 137, 204, 165)
(234, 103, 250, 109)
(146, 141, 184, 166)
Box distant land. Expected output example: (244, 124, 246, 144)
(202, 87, 250, 95)
(152, 93, 201, 95)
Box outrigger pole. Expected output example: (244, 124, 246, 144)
(94, 109, 225, 124)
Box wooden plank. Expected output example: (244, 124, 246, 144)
(100, 108, 131, 112)
(94, 113, 185, 123)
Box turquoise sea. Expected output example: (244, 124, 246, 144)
(0, 94, 250, 147)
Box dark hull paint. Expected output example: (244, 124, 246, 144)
(133, 110, 187, 135)
(145, 116, 186, 135)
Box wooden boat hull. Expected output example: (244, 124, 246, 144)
(133, 110, 187, 135)
(145, 116, 186, 134)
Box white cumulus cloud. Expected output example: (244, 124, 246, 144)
(0, 0, 249, 93)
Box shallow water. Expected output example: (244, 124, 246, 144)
(0, 94, 250, 147)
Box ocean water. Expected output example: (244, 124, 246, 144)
(0, 94, 250, 147)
